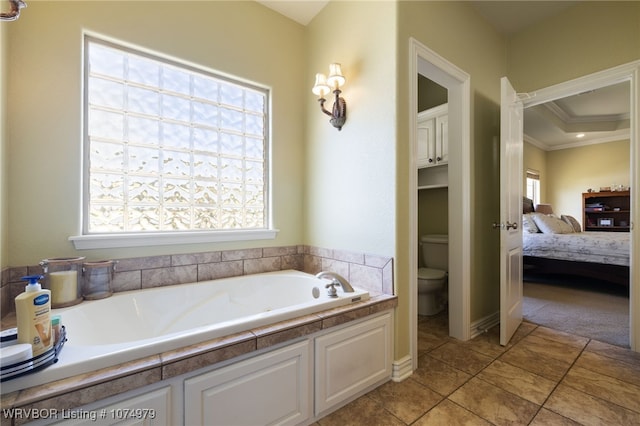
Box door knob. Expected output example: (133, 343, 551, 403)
(492, 222, 518, 230)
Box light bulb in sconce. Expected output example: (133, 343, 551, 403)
(311, 63, 347, 131)
(326, 63, 345, 89)
(312, 73, 330, 98)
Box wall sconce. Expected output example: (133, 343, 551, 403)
(1, 0, 26, 21)
(312, 63, 346, 131)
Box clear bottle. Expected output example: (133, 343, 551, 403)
(15, 275, 53, 357)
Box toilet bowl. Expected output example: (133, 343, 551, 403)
(418, 234, 448, 316)
(417, 268, 447, 316)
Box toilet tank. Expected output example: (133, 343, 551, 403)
(420, 234, 448, 271)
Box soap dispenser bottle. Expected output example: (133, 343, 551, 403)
(15, 275, 53, 357)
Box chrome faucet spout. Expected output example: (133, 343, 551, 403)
(315, 271, 355, 293)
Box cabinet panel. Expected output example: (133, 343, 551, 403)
(55, 387, 172, 426)
(184, 340, 311, 426)
(417, 104, 448, 169)
(315, 313, 392, 415)
(417, 120, 434, 167)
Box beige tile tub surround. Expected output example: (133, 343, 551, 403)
(1, 295, 396, 425)
(0, 245, 394, 318)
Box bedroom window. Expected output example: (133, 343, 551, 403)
(73, 36, 274, 249)
(526, 170, 540, 205)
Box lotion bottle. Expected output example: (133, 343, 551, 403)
(15, 275, 53, 357)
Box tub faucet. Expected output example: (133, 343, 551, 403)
(315, 271, 355, 294)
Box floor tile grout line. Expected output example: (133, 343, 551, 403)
(525, 336, 592, 425)
(557, 344, 640, 417)
(421, 327, 534, 425)
(475, 324, 572, 425)
(413, 327, 494, 424)
(574, 344, 640, 389)
(583, 340, 640, 374)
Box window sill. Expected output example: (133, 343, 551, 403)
(69, 229, 279, 250)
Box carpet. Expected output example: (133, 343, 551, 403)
(523, 274, 629, 348)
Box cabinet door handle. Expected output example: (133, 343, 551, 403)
(428, 158, 433, 163)
(436, 156, 442, 161)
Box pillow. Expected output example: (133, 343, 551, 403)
(531, 213, 575, 234)
(561, 215, 582, 233)
(522, 213, 540, 233)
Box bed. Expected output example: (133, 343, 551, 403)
(522, 197, 630, 286)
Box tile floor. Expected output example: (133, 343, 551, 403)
(316, 312, 640, 425)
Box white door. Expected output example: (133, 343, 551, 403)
(499, 77, 524, 346)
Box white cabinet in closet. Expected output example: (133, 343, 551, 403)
(417, 103, 448, 169)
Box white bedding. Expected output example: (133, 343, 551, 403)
(523, 231, 630, 267)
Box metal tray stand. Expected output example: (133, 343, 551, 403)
(1, 326, 67, 382)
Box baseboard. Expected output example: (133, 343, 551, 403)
(470, 311, 500, 339)
(391, 355, 413, 382)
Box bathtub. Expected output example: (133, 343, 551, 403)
(2, 270, 369, 393)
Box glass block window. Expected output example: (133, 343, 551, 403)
(83, 37, 269, 234)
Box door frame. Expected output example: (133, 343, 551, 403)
(409, 38, 471, 370)
(521, 61, 640, 351)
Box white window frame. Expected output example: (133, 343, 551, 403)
(70, 35, 277, 249)
(525, 169, 540, 206)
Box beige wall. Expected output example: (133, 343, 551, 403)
(5, 1, 307, 265)
(525, 139, 630, 227)
(305, 1, 396, 257)
(508, 1, 640, 92)
(546, 140, 631, 225)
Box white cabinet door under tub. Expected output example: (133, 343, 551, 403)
(53, 386, 172, 426)
(417, 103, 448, 168)
(184, 340, 312, 426)
(314, 312, 393, 416)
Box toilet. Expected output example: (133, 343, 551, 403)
(418, 234, 448, 316)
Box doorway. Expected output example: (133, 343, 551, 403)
(522, 79, 634, 348)
(512, 61, 640, 351)
(409, 38, 471, 370)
